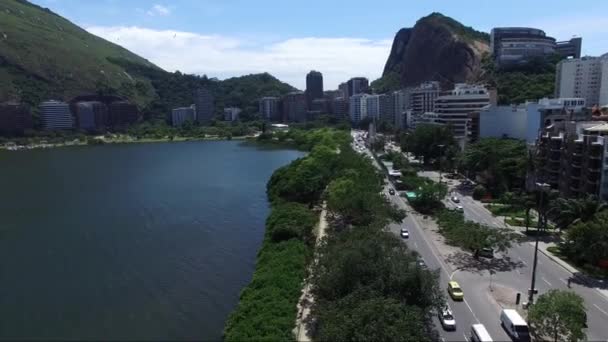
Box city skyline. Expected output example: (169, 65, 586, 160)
(31, 0, 608, 89)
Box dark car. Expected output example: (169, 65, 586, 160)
(389, 189, 396, 195)
(417, 259, 427, 269)
(479, 247, 494, 258)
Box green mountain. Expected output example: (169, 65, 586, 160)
(0, 0, 295, 119)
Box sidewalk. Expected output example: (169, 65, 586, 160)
(536, 241, 608, 300)
(293, 203, 328, 342)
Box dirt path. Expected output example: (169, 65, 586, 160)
(293, 203, 328, 342)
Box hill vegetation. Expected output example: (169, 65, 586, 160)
(0, 0, 295, 124)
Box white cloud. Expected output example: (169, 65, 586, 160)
(147, 4, 171, 17)
(86, 26, 392, 89)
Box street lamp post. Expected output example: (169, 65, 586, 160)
(528, 182, 550, 305)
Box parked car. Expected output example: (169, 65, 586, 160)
(448, 281, 464, 301)
(456, 205, 464, 213)
(389, 189, 396, 195)
(417, 259, 427, 269)
(400, 228, 409, 239)
(451, 196, 460, 203)
(438, 306, 456, 330)
(479, 247, 494, 259)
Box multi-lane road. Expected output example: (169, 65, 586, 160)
(351, 131, 608, 341)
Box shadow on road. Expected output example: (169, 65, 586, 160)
(447, 251, 526, 275)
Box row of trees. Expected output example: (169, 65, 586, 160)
(224, 129, 348, 340)
(311, 143, 443, 340)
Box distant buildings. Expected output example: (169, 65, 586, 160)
(410, 82, 441, 115)
(108, 101, 139, 128)
(194, 88, 214, 125)
(224, 107, 242, 121)
(349, 94, 368, 123)
(366, 95, 381, 121)
(332, 97, 349, 120)
(171, 106, 196, 127)
(306, 71, 324, 106)
(282, 92, 307, 122)
(555, 54, 608, 107)
(40, 100, 74, 130)
(433, 84, 493, 146)
(490, 27, 582, 68)
(347, 77, 369, 97)
(75, 101, 108, 131)
(0, 102, 33, 135)
(338, 82, 349, 99)
(479, 98, 587, 144)
(259, 97, 280, 121)
(311, 98, 330, 114)
(392, 89, 411, 129)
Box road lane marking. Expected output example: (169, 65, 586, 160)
(463, 297, 480, 323)
(560, 278, 568, 285)
(440, 338, 446, 342)
(594, 304, 608, 317)
(463, 333, 469, 341)
(541, 277, 552, 286)
(518, 257, 528, 266)
(414, 241, 419, 249)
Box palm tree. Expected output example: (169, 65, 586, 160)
(548, 195, 608, 230)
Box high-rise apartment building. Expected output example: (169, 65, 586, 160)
(282, 92, 307, 122)
(39, 100, 74, 130)
(601, 55, 608, 106)
(349, 94, 368, 123)
(171, 106, 196, 126)
(338, 82, 349, 99)
(537, 120, 608, 201)
(347, 77, 369, 97)
(332, 97, 349, 120)
(108, 101, 139, 128)
(433, 84, 492, 147)
(0, 102, 33, 135)
(306, 71, 324, 106)
(259, 97, 280, 121)
(555, 56, 605, 107)
(194, 88, 214, 125)
(224, 107, 242, 121)
(366, 95, 380, 121)
(75, 101, 108, 131)
(410, 82, 441, 115)
(392, 89, 411, 129)
(379, 94, 394, 125)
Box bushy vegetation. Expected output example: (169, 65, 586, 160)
(528, 290, 587, 342)
(481, 53, 559, 105)
(561, 211, 608, 270)
(436, 209, 519, 258)
(223, 129, 348, 341)
(459, 138, 528, 195)
(370, 71, 402, 94)
(422, 12, 490, 43)
(401, 124, 459, 166)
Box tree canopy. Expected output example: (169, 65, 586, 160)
(528, 290, 587, 342)
(401, 125, 458, 165)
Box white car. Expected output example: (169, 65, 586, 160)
(451, 196, 460, 203)
(438, 306, 456, 330)
(400, 228, 409, 239)
(456, 205, 464, 213)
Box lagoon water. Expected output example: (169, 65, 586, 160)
(0, 141, 303, 340)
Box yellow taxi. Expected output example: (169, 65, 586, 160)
(448, 281, 464, 301)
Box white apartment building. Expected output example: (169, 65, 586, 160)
(392, 90, 410, 129)
(555, 56, 605, 107)
(434, 84, 491, 147)
(39, 100, 74, 130)
(349, 94, 368, 123)
(410, 81, 441, 115)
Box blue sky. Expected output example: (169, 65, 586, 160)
(34, 0, 608, 89)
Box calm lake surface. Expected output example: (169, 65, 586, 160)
(0, 141, 304, 340)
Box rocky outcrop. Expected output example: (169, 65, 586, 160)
(382, 13, 490, 88)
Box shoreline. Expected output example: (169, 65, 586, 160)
(0, 135, 255, 151)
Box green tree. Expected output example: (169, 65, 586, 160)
(562, 211, 608, 266)
(528, 290, 586, 342)
(409, 182, 448, 214)
(548, 195, 608, 230)
(402, 125, 457, 165)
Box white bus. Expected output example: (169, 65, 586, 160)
(471, 324, 493, 342)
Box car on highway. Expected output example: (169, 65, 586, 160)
(447, 281, 464, 301)
(438, 306, 456, 330)
(389, 189, 395, 195)
(400, 228, 409, 239)
(417, 259, 427, 269)
(451, 196, 460, 203)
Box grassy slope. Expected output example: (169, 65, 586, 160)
(0, 0, 159, 106)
